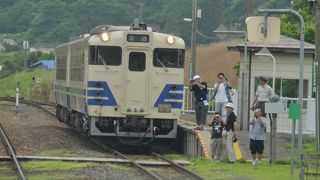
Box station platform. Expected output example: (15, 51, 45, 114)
(177, 115, 290, 161)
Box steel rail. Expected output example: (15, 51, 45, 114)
(90, 139, 161, 180)
(152, 152, 204, 180)
(0, 124, 26, 180)
(0, 96, 56, 107)
(0, 97, 56, 116)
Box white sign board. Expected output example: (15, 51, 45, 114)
(265, 102, 285, 113)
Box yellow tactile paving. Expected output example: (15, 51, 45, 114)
(178, 118, 243, 160)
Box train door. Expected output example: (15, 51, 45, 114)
(123, 49, 149, 114)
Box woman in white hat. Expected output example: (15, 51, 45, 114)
(224, 102, 237, 163)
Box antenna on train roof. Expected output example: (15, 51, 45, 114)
(139, 3, 144, 24)
(131, 18, 147, 31)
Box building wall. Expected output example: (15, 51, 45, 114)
(238, 52, 315, 133)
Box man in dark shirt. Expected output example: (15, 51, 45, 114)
(190, 75, 209, 130)
(225, 103, 237, 163)
(209, 112, 225, 160)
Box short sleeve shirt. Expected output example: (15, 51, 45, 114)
(225, 112, 236, 131)
(250, 117, 266, 140)
(256, 84, 273, 102)
(211, 120, 224, 139)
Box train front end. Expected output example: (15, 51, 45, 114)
(85, 24, 185, 144)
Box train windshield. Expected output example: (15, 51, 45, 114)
(153, 48, 184, 68)
(89, 46, 122, 66)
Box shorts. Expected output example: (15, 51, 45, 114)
(250, 139, 264, 154)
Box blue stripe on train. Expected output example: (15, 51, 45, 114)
(87, 81, 117, 106)
(154, 84, 184, 109)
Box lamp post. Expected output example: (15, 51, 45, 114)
(258, 8, 305, 178)
(255, 51, 277, 164)
(213, 30, 249, 131)
(254, 52, 276, 89)
(191, 0, 197, 77)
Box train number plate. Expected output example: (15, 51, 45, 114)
(158, 104, 172, 113)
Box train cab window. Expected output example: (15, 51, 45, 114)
(153, 48, 184, 68)
(129, 52, 146, 72)
(89, 46, 122, 66)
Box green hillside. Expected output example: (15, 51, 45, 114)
(0, 52, 15, 65)
(0, 0, 294, 46)
(0, 69, 53, 97)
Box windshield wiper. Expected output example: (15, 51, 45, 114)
(156, 55, 168, 72)
(97, 50, 109, 69)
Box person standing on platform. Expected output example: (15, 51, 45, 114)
(213, 73, 233, 118)
(249, 107, 266, 166)
(209, 112, 225, 161)
(251, 76, 274, 117)
(190, 75, 209, 130)
(225, 103, 237, 163)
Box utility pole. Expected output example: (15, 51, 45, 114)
(247, 0, 253, 16)
(315, 0, 320, 151)
(191, 0, 197, 76)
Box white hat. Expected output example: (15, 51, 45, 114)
(225, 103, 234, 109)
(192, 75, 200, 81)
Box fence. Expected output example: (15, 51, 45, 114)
(181, 86, 316, 134)
(182, 86, 238, 115)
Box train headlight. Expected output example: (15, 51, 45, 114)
(101, 32, 110, 42)
(166, 36, 175, 45)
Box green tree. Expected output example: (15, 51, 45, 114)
(280, 0, 315, 43)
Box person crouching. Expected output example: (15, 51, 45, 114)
(209, 112, 225, 161)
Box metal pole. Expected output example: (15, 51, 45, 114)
(243, 33, 248, 131)
(191, 0, 197, 76)
(258, 8, 305, 164)
(16, 82, 19, 108)
(247, 0, 253, 16)
(315, 0, 320, 151)
(290, 119, 296, 176)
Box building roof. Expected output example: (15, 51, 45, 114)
(228, 36, 315, 54)
(30, 60, 55, 70)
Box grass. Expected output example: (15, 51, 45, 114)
(0, 68, 53, 97)
(0, 52, 15, 65)
(186, 158, 300, 180)
(37, 149, 79, 157)
(0, 174, 80, 180)
(21, 161, 94, 171)
(104, 163, 131, 171)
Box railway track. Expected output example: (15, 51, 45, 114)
(151, 152, 204, 180)
(0, 124, 26, 180)
(0, 96, 56, 116)
(92, 139, 204, 180)
(0, 97, 204, 179)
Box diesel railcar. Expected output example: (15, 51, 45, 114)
(54, 22, 185, 144)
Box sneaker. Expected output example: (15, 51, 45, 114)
(193, 126, 200, 130)
(252, 160, 257, 166)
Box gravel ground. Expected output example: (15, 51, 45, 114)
(0, 101, 198, 180)
(0, 101, 110, 157)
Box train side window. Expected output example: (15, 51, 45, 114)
(89, 46, 122, 66)
(129, 52, 146, 72)
(153, 48, 185, 68)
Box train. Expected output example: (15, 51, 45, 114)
(54, 21, 185, 145)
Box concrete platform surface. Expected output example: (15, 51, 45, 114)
(178, 118, 290, 161)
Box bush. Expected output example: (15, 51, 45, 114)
(29, 79, 53, 102)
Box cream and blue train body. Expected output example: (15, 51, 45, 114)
(54, 23, 185, 142)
